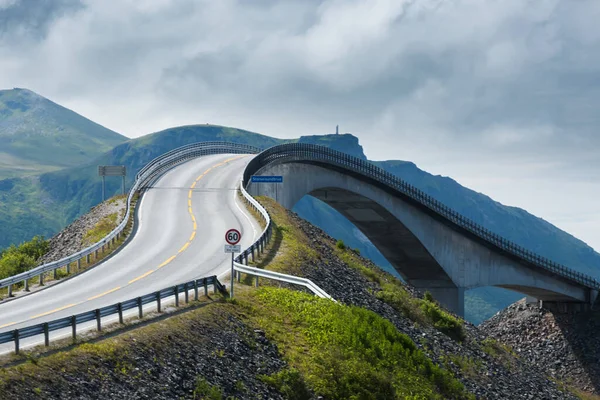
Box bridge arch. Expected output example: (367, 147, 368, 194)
(244, 144, 599, 316)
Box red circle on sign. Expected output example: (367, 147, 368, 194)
(225, 229, 241, 245)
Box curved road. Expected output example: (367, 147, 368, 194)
(0, 154, 260, 351)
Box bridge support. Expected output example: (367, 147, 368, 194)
(423, 287, 464, 317)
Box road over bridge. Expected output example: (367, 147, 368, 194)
(245, 143, 600, 316)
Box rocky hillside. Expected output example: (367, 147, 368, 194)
(481, 301, 600, 397)
(0, 196, 587, 399)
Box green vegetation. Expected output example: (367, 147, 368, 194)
(193, 377, 224, 400)
(480, 338, 518, 371)
(376, 284, 466, 342)
(83, 212, 120, 245)
(247, 287, 473, 399)
(443, 354, 484, 381)
(0, 236, 48, 280)
(259, 368, 311, 400)
(335, 239, 346, 249)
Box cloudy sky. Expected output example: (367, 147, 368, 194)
(0, 0, 599, 250)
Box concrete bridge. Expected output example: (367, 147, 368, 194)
(244, 143, 600, 316)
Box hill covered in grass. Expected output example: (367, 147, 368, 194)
(0, 88, 127, 179)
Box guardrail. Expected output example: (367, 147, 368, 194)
(0, 275, 227, 354)
(0, 142, 262, 294)
(232, 178, 334, 300)
(243, 143, 600, 290)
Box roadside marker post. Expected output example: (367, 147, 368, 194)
(225, 228, 242, 298)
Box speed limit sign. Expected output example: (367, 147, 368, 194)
(225, 228, 241, 245)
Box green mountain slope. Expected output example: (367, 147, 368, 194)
(0, 88, 127, 179)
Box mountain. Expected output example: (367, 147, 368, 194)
(0, 88, 127, 179)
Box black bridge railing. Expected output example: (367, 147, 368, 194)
(244, 143, 600, 290)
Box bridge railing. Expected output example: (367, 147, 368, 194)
(0, 142, 262, 292)
(244, 143, 600, 290)
(0, 275, 227, 354)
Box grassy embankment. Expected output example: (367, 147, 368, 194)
(0, 195, 135, 299)
(0, 195, 474, 400)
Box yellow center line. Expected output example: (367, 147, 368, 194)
(158, 255, 177, 269)
(128, 270, 154, 284)
(178, 242, 191, 253)
(87, 287, 121, 301)
(31, 303, 77, 320)
(5, 156, 249, 329)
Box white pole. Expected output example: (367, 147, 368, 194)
(230, 252, 234, 298)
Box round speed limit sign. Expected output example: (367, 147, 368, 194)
(225, 228, 241, 245)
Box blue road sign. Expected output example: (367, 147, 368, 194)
(251, 176, 283, 183)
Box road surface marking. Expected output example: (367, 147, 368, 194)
(158, 255, 177, 268)
(178, 242, 190, 253)
(87, 287, 121, 301)
(129, 270, 154, 284)
(189, 231, 196, 241)
(31, 303, 77, 319)
(0, 322, 16, 329)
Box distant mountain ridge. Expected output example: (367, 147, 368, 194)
(0, 88, 127, 179)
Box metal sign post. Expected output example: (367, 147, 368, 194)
(225, 229, 242, 298)
(98, 165, 127, 201)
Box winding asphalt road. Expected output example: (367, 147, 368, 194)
(0, 154, 260, 351)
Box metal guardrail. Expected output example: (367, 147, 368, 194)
(0, 276, 227, 354)
(244, 143, 600, 290)
(0, 142, 262, 292)
(232, 178, 334, 300)
(234, 263, 335, 300)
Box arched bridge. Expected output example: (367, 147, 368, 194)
(244, 143, 600, 316)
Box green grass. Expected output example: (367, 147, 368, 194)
(193, 377, 224, 400)
(246, 287, 473, 399)
(443, 354, 484, 381)
(83, 213, 120, 246)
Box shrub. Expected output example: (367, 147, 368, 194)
(420, 300, 466, 342)
(193, 377, 223, 400)
(336, 240, 346, 250)
(260, 368, 311, 400)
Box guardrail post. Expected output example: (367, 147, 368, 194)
(237, 271, 241, 283)
(174, 286, 179, 307)
(86, 254, 91, 264)
(14, 330, 19, 355)
(251, 246, 255, 262)
(184, 283, 189, 304)
(71, 316, 77, 342)
(213, 280, 217, 295)
(255, 275, 259, 288)
(77, 258, 81, 271)
(53, 268, 57, 280)
(39, 273, 44, 286)
(7, 284, 12, 297)
(96, 309, 102, 332)
(94, 249, 98, 260)
(66, 263, 71, 275)
(118, 303, 123, 324)
(156, 292, 161, 313)
(194, 280, 199, 301)
(44, 323, 49, 347)
(137, 297, 143, 318)
(24, 278, 29, 292)
(204, 280, 208, 297)
(244, 252, 248, 266)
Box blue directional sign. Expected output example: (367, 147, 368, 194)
(251, 175, 283, 183)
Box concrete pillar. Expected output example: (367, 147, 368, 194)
(590, 289, 598, 308)
(425, 287, 465, 317)
(525, 295, 538, 305)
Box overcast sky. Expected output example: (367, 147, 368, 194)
(0, 0, 598, 251)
